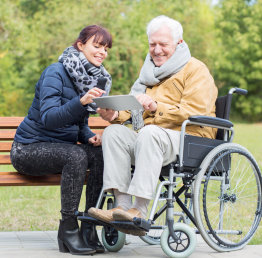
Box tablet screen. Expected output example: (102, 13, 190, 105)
(93, 95, 143, 111)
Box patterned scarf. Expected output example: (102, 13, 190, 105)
(130, 41, 191, 130)
(58, 46, 112, 113)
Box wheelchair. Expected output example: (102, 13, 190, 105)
(77, 87, 262, 257)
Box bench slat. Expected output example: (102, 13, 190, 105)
(0, 172, 89, 186)
(0, 117, 24, 129)
(0, 142, 12, 152)
(0, 155, 11, 164)
(0, 117, 110, 129)
(0, 130, 104, 143)
(0, 172, 62, 186)
(88, 117, 110, 128)
(0, 131, 16, 140)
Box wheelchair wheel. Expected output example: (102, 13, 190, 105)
(194, 143, 262, 252)
(101, 226, 126, 252)
(140, 177, 194, 245)
(160, 223, 196, 258)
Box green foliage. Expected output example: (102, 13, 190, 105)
(0, 0, 261, 121)
(212, 0, 262, 121)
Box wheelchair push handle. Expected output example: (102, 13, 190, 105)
(229, 87, 248, 95)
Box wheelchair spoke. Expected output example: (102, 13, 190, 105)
(194, 143, 262, 251)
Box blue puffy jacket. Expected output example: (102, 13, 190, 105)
(14, 62, 95, 144)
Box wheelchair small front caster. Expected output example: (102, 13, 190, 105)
(160, 223, 196, 258)
(101, 226, 126, 252)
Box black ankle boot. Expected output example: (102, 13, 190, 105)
(57, 217, 95, 255)
(80, 222, 105, 253)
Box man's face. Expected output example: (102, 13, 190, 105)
(149, 26, 177, 67)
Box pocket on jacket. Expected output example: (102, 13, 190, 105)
(172, 82, 183, 96)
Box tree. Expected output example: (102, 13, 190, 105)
(0, 0, 30, 115)
(212, 0, 262, 121)
(0, 0, 215, 116)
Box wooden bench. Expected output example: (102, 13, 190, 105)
(0, 117, 110, 186)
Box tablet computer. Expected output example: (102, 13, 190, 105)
(93, 95, 143, 111)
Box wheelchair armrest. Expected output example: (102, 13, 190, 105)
(188, 115, 233, 128)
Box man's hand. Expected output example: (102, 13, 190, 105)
(88, 134, 102, 146)
(136, 94, 157, 112)
(80, 87, 106, 106)
(97, 108, 119, 122)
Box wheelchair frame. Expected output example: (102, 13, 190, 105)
(78, 87, 262, 257)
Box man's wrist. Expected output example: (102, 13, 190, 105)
(113, 111, 119, 120)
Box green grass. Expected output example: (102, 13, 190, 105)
(233, 123, 262, 169)
(230, 123, 262, 244)
(0, 185, 87, 231)
(0, 123, 261, 245)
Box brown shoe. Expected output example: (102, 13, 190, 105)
(113, 208, 142, 222)
(88, 207, 123, 223)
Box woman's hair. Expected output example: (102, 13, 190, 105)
(146, 15, 183, 44)
(73, 25, 112, 50)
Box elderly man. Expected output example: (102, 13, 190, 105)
(88, 15, 217, 233)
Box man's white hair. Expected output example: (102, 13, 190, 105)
(146, 15, 183, 44)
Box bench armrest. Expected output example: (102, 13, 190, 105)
(188, 115, 233, 128)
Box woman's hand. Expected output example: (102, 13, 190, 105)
(136, 94, 157, 112)
(88, 134, 102, 146)
(97, 108, 119, 122)
(80, 87, 106, 106)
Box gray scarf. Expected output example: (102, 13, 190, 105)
(130, 41, 191, 130)
(58, 46, 112, 113)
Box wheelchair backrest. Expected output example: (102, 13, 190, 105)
(215, 88, 247, 140)
(215, 94, 233, 140)
(163, 88, 247, 173)
(178, 93, 234, 171)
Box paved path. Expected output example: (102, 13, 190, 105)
(0, 231, 261, 258)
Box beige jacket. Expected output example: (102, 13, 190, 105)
(114, 57, 218, 139)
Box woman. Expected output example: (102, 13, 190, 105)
(10, 25, 112, 255)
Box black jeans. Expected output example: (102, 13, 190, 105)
(11, 141, 103, 219)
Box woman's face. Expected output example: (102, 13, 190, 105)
(77, 35, 108, 67)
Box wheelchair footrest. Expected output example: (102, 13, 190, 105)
(76, 211, 151, 234)
(77, 215, 113, 227)
(111, 217, 151, 232)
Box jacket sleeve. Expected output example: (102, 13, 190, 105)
(152, 63, 217, 125)
(111, 110, 131, 124)
(78, 117, 96, 144)
(39, 67, 89, 129)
